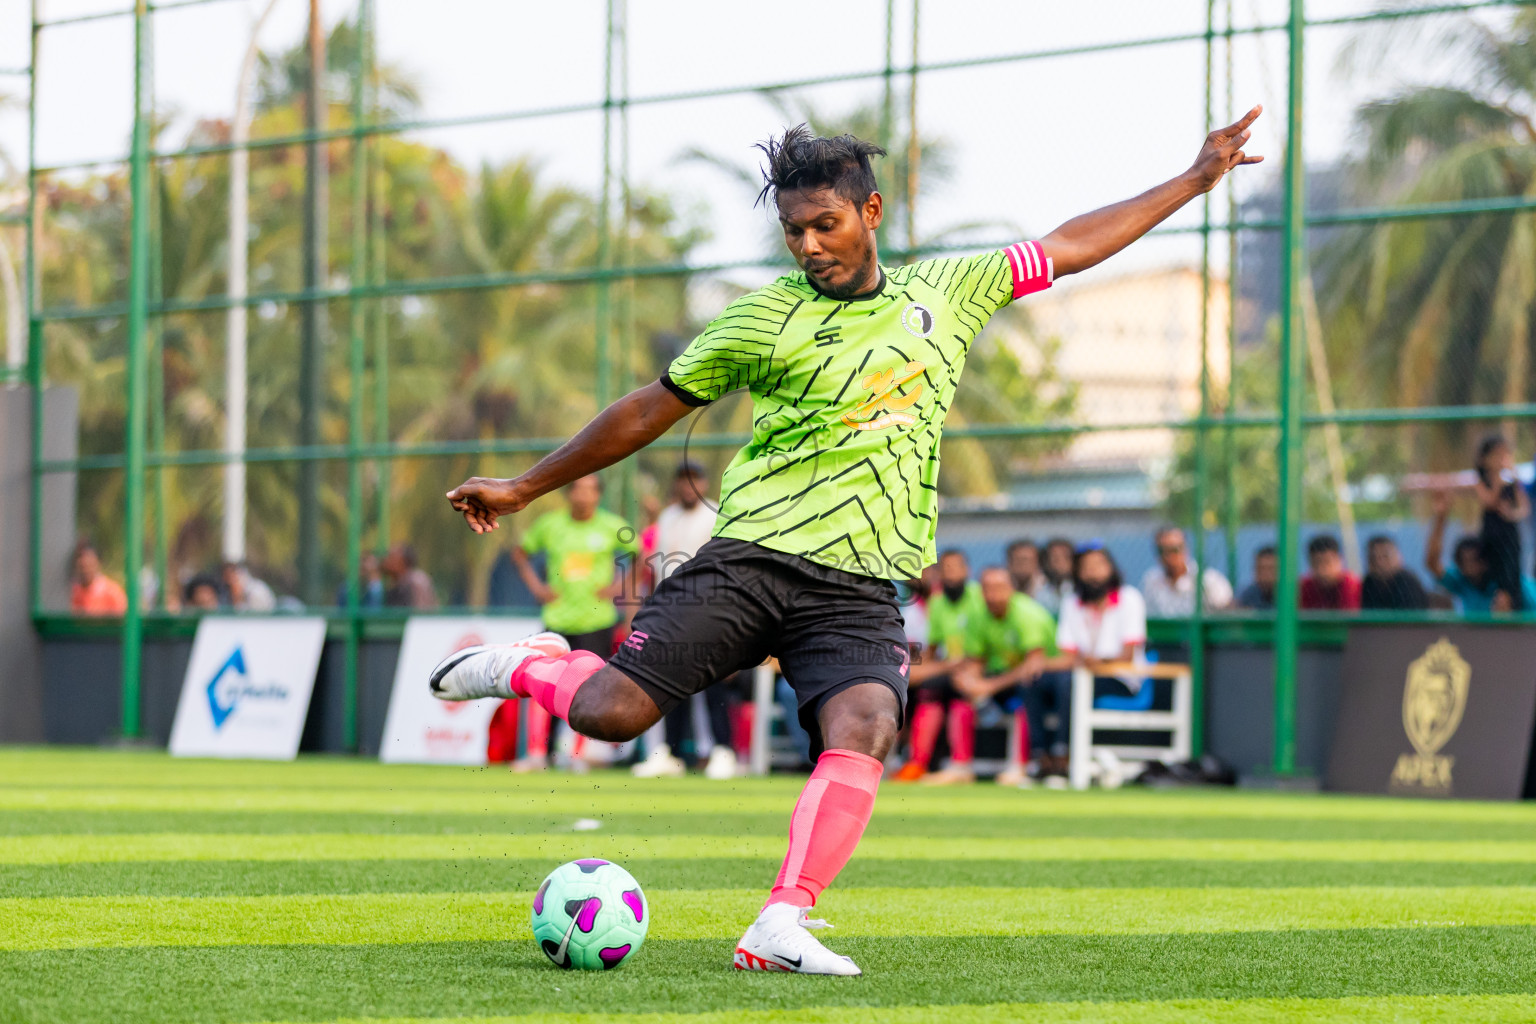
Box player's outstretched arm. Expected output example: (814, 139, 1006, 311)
(446, 381, 695, 534)
(1038, 105, 1263, 278)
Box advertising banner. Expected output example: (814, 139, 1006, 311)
(380, 616, 544, 764)
(1326, 626, 1536, 800)
(169, 617, 326, 759)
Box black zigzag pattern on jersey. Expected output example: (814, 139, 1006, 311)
(667, 287, 801, 401)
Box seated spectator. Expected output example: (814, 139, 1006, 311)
(1006, 538, 1054, 607)
(335, 551, 386, 608)
(1139, 525, 1233, 616)
(1237, 546, 1278, 609)
(1035, 537, 1076, 615)
(1425, 488, 1536, 613)
(1300, 534, 1361, 611)
(895, 550, 984, 782)
(1058, 542, 1147, 686)
(222, 561, 277, 612)
(383, 543, 438, 609)
(69, 541, 128, 616)
(1361, 535, 1428, 610)
(950, 566, 1061, 788)
(183, 573, 223, 611)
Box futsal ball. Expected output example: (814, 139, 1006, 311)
(530, 859, 649, 970)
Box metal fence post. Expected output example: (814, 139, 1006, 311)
(26, 0, 42, 619)
(120, 0, 152, 739)
(1189, 0, 1217, 759)
(1272, 0, 1307, 775)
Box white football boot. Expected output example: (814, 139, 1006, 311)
(428, 632, 570, 701)
(631, 744, 687, 779)
(733, 902, 861, 976)
(704, 746, 738, 780)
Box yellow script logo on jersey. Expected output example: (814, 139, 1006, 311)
(843, 360, 926, 431)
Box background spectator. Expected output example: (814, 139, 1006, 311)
(335, 551, 385, 608)
(222, 561, 276, 612)
(1006, 539, 1052, 607)
(895, 549, 983, 782)
(183, 573, 222, 611)
(1300, 535, 1361, 611)
(1057, 542, 1147, 694)
(1237, 546, 1278, 609)
(1138, 525, 1233, 616)
(1036, 537, 1076, 615)
(1361, 535, 1428, 610)
(69, 541, 128, 616)
(1425, 488, 1536, 613)
(1473, 434, 1528, 611)
(383, 543, 439, 610)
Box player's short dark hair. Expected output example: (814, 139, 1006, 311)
(1307, 534, 1341, 558)
(937, 548, 967, 564)
(675, 460, 706, 480)
(1255, 545, 1277, 561)
(1005, 538, 1037, 557)
(1044, 536, 1074, 554)
(1454, 536, 1484, 562)
(755, 124, 886, 210)
(1367, 534, 1397, 552)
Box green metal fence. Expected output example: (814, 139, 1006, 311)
(7, 0, 1536, 773)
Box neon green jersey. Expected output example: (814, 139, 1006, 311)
(521, 507, 637, 636)
(662, 245, 1050, 578)
(963, 591, 1059, 675)
(926, 581, 986, 661)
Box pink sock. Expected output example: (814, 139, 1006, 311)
(509, 651, 605, 721)
(767, 748, 883, 909)
(908, 700, 943, 768)
(1014, 708, 1031, 765)
(947, 699, 975, 765)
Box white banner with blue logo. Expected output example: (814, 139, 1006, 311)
(380, 616, 544, 764)
(169, 617, 326, 759)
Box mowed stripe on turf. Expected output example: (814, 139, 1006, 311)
(7, 779, 1536, 825)
(2, 886, 1532, 950)
(6, 832, 1536, 865)
(243, 993, 1536, 1024)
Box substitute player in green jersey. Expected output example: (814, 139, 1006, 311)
(431, 108, 1264, 975)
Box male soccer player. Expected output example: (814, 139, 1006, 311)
(431, 108, 1263, 975)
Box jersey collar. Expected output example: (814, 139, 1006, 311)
(807, 266, 887, 303)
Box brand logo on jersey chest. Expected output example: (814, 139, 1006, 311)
(901, 302, 935, 338)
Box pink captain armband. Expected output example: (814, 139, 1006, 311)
(1004, 240, 1053, 299)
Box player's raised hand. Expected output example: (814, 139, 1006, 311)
(446, 476, 526, 534)
(1189, 104, 1264, 193)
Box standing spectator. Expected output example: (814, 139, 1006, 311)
(512, 474, 637, 773)
(1300, 534, 1361, 611)
(1006, 539, 1053, 606)
(950, 566, 1059, 788)
(1237, 546, 1278, 609)
(383, 543, 439, 610)
(1425, 488, 1536, 613)
(894, 549, 984, 782)
(1474, 434, 1528, 611)
(1138, 525, 1233, 616)
(1361, 535, 1429, 610)
(222, 561, 277, 612)
(1036, 537, 1076, 615)
(69, 541, 128, 616)
(634, 462, 720, 779)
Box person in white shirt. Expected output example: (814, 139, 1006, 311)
(633, 461, 734, 779)
(1056, 543, 1147, 691)
(1138, 526, 1232, 617)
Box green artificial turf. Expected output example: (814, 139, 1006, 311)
(1, 748, 1534, 1023)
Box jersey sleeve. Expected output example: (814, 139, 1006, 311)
(943, 241, 1055, 320)
(661, 290, 786, 405)
(520, 513, 549, 555)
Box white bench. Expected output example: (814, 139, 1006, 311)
(1068, 662, 1192, 790)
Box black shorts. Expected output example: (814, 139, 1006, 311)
(609, 537, 910, 758)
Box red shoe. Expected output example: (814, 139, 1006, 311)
(892, 761, 927, 782)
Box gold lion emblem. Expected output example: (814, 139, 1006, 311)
(1402, 639, 1469, 757)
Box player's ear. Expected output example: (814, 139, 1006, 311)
(863, 191, 883, 231)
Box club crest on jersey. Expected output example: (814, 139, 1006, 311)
(842, 360, 926, 431)
(901, 302, 935, 338)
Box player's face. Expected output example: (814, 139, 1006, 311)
(1008, 545, 1039, 580)
(938, 553, 969, 587)
(675, 472, 706, 508)
(1045, 544, 1073, 580)
(568, 475, 602, 517)
(1368, 542, 1400, 576)
(776, 187, 882, 299)
(1254, 553, 1278, 588)
(1310, 550, 1343, 583)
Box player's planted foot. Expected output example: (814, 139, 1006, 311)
(428, 632, 570, 701)
(733, 903, 861, 976)
(919, 764, 976, 786)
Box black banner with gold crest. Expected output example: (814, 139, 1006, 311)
(1326, 626, 1536, 800)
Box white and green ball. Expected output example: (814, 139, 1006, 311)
(530, 859, 649, 970)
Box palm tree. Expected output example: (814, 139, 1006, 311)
(1318, 9, 1536, 471)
